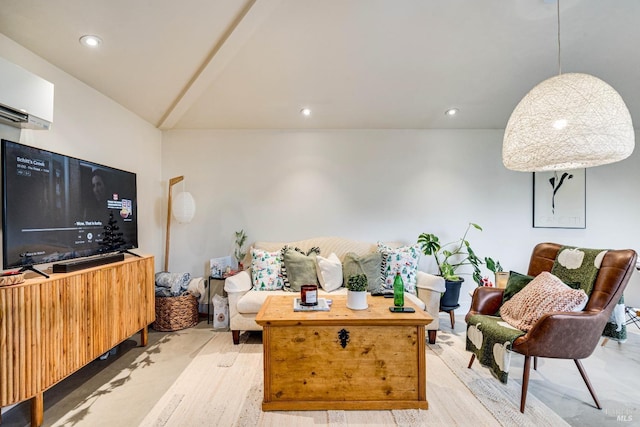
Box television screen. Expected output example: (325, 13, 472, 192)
(1, 139, 138, 269)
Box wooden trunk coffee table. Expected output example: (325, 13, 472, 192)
(255, 294, 433, 411)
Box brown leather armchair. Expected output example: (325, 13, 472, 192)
(466, 242, 637, 413)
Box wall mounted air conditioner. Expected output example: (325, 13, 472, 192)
(0, 56, 54, 130)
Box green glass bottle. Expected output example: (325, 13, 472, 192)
(393, 272, 404, 307)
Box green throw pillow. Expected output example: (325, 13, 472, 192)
(282, 248, 319, 292)
(502, 271, 534, 304)
(495, 271, 534, 316)
(343, 252, 383, 292)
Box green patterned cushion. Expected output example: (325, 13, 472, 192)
(250, 248, 283, 291)
(377, 242, 420, 294)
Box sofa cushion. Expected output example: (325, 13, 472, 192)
(500, 271, 589, 332)
(250, 248, 284, 291)
(343, 252, 383, 292)
(315, 252, 343, 292)
(282, 246, 320, 292)
(237, 290, 295, 313)
(377, 242, 421, 294)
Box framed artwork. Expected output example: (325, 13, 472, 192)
(533, 169, 586, 228)
(210, 255, 234, 278)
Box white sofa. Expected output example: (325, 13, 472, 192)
(224, 236, 445, 344)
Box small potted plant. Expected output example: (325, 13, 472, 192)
(417, 223, 485, 311)
(234, 230, 248, 270)
(346, 274, 368, 310)
(485, 257, 508, 288)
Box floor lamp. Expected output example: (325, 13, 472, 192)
(164, 176, 184, 271)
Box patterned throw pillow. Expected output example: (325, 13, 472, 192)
(377, 242, 421, 294)
(250, 248, 284, 291)
(500, 271, 588, 332)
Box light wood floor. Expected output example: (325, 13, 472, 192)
(1, 313, 638, 426)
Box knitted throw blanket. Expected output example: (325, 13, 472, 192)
(466, 315, 525, 383)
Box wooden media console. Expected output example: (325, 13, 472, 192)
(0, 255, 155, 426)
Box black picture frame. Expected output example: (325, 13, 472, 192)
(532, 169, 586, 229)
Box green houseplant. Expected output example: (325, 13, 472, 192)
(417, 223, 487, 314)
(234, 229, 248, 269)
(417, 222, 484, 285)
(347, 274, 368, 292)
(485, 256, 507, 287)
(346, 274, 368, 310)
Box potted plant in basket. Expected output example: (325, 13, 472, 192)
(346, 274, 368, 310)
(417, 223, 485, 311)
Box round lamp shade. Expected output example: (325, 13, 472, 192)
(172, 191, 196, 223)
(503, 73, 635, 172)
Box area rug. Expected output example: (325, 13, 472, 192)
(139, 330, 568, 427)
(431, 331, 569, 427)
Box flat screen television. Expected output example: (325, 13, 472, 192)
(1, 139, 138, 273)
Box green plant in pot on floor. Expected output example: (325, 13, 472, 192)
(417, 222, 484, 312)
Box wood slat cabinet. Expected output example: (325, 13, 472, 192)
(0, 255, 155, 426)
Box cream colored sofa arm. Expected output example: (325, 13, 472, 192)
(416, 271, 446, 293)
(224, 270, 252, 293)
(415, 271, 443, 344)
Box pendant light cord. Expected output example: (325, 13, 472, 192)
(557, 0, 562, 75)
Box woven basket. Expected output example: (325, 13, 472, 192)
(152, 293, 199, 331)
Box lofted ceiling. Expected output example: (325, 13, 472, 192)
(1, 0, 639, 131)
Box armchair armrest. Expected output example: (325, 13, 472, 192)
(465, 287, 504, 321)
(513, 310, 607, 359)
(224, 270, 252, 293)
(416, 271, 445, 292)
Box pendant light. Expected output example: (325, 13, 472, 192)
(502, 0, 634, 172)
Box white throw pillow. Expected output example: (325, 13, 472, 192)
(315, 252, 343, 292)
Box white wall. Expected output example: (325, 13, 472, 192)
(162, 129, 640, 308)
(4, 30, 636, 311)
(0, 34, 164, 272)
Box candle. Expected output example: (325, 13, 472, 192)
(300, 284, 318, 306)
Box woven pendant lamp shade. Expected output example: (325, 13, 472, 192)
(503, 73, 635, 172)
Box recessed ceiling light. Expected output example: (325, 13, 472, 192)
(300, 108, 311, 116)
(553, 119, 568, 130)
(79, 35, 103, 48)
(445, 108, 459, 116)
